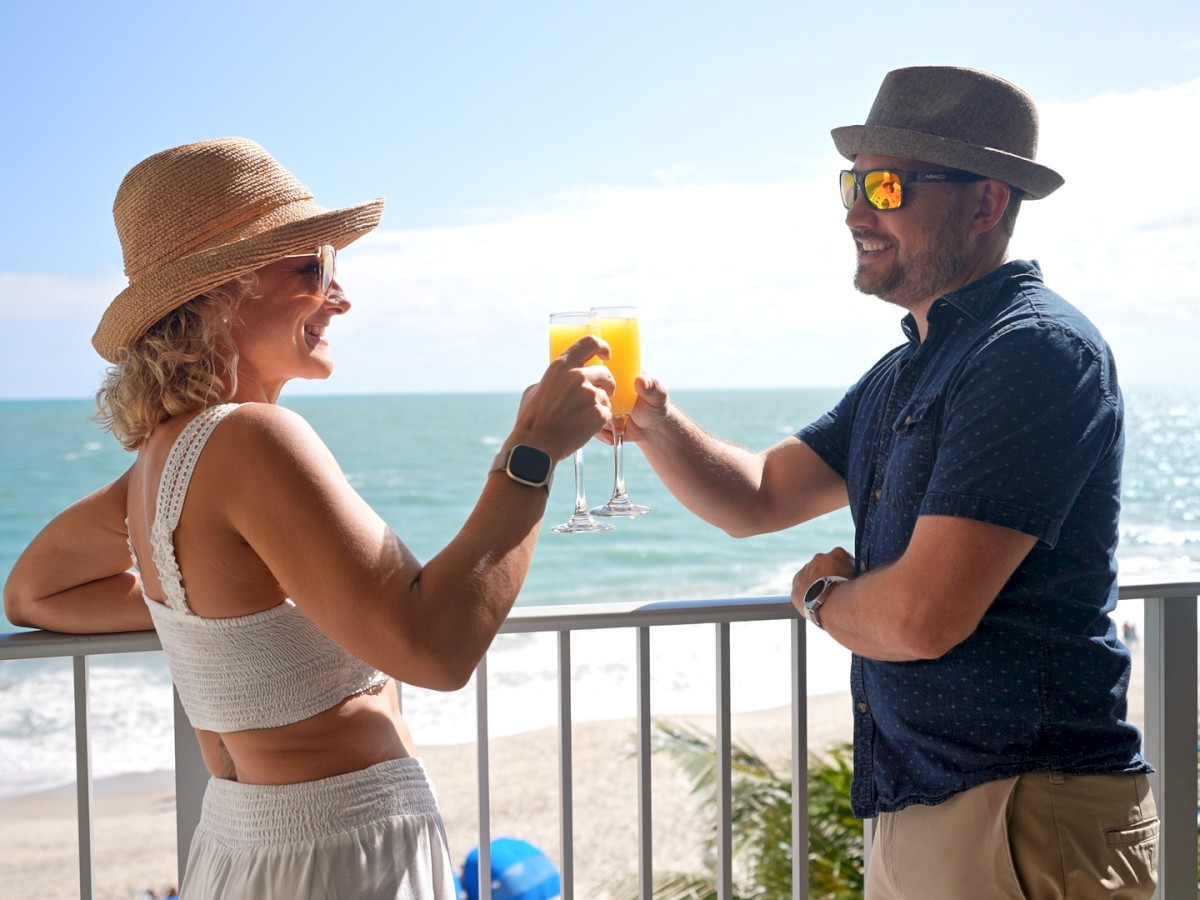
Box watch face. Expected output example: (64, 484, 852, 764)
(508, 444, 553, 485)
(805, 577, 831, 603)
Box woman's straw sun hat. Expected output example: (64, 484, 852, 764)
(93, 137, 384, 362)
(831, 65, 1063, 200)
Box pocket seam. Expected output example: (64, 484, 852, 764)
(1104, 817, 1159, 847)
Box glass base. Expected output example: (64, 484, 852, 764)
(552, 513, 615, 533)
(590, 497, 651, 518)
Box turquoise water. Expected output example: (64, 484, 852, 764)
(0, 389, 860, 627)
(0, 387, 1196, 796)
(3, 387, 1195, 617)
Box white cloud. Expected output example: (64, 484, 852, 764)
(336, 176, 898, 396)
(1012, 78, 1200, 382)
(338, 79, 1200, 395)
(0, 271, 124, 320)
(3, 79, 1198, 399)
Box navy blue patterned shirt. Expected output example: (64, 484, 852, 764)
(798, 260, 1151, 818)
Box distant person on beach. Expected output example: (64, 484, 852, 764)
(619, 67, 1158, 897)
(2, 138, 613, 899)
(1123, 620, 1140, 653)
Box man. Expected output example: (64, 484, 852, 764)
(623, 67, 1158, 897)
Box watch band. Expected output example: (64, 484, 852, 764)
(802, 575, 847, 630)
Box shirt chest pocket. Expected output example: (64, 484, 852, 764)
(879, 395, 940, 506)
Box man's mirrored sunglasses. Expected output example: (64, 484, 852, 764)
(282, 244, 337, 296)
(840, 169, 985, 212)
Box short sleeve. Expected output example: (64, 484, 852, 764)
(920, 320, 1121, 546)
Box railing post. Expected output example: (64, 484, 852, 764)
(791, 617, 808, 900)
(1142, 592, 1198, 900)
(475, 656, 492, 900)
(557, 630, 575, 900)
(172, 687, 208, 884)
(715, 623, 733, 900)
(636, 626, 653, 900)
(73, 655, 95, 900)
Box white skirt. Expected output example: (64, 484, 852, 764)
(181, 757, 458, 900)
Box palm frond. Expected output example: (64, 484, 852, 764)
(603, 870, 718, 900)
(607, 722, 864, 900)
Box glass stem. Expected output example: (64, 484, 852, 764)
(610, 417, 629, 502)
(571, 449, 589, 515)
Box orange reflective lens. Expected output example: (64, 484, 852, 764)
(839, 169, 986, 212)
(864, 170, 902, 209)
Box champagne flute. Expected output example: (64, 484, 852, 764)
(548, 312, 613, 534)
(590, 306, 650, 518)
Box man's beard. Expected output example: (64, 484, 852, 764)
(853, 203, 968, 310)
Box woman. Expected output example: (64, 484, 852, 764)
(3, 137, 613, 898)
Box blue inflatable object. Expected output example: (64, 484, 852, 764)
(462, 837, 561, 900)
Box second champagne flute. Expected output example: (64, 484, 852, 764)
(548, 312, 613, 533)
(590, 306, 650, 518)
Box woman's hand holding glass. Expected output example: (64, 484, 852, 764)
(547, 312, 614, 533)
(518, 333, 614, 468)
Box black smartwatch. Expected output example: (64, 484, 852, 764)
(801, 575, 847, 630)
(492, 445, 554, 489)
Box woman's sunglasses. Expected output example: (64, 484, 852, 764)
(281, 244, 338, 296)
(840, 169, 985, 211)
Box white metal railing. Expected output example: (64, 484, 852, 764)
(0, 582, 1196, 900)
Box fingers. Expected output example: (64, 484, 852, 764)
(562, 335, 609, 366)
(791, 547, 856, 596)
(583, 364, 616, 400)
(635, 373, 666, 403)
(560, 335, 615, 400)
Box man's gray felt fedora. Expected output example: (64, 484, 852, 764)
(832, 66, 1064, 199)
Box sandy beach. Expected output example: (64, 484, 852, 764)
(0, 660, 1148, 900)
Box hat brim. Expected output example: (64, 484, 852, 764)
(93, 197, 384, 362)
(831, 124, 1064, 200)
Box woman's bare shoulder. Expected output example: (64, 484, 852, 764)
(200, 403, 342, 486)
(218, 403, 326, 451)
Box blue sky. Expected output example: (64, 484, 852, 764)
(2, 1, 1197, 399)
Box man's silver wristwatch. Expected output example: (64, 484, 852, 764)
(801, 575, 847, 630)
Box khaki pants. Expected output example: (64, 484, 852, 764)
(865, 771, 1158, 899)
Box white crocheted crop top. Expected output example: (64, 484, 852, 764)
(135, 404, 388, 732)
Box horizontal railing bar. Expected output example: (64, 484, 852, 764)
(1116, 578, 1200, 599)
(6, 584, 1198, 662)
(501, 596, 796, 632)
(0, 629, 161, 658)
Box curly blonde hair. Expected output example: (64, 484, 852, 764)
(95, 273, 257, 450)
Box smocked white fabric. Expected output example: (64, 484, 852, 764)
(137, 403, 389, 732)
(182, 758, 457, 899)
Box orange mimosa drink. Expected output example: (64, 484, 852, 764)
(549, 321, 593, 361)
(595, 314, 640, 416)
(589, 305, 649, 517)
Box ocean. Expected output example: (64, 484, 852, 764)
(1, 387, 1197, 798)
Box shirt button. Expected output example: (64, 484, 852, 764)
(873, 489, 882, 500)
(857, 702, 869, 714)
(903, 415, 912, 426)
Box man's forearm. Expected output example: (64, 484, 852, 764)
(636, 403, 775, 537)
